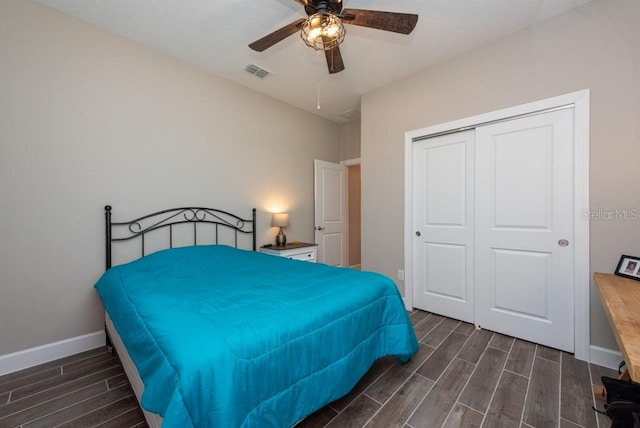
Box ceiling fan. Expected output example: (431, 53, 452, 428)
(248, 0, 418, 74)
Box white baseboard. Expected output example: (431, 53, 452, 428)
(589, 344, 622, 371)
(0, 331, 106, 376)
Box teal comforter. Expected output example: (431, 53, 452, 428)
(95, 245, 418, 427)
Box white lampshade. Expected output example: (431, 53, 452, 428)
(271, 213, 290, 228)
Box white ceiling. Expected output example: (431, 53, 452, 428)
(36, 0, 592, 123)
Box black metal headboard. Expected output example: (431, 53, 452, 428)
(105, 205, 257, 269)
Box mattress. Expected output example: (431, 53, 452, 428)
(96, 245, 418, 427)
(106, 311, 163, 428)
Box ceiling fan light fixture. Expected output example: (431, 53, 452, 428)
(301, 12, 345, 51)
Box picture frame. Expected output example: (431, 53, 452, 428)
(614, 255, 640, 281)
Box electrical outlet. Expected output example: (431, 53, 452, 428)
(397, 269, 405, 281)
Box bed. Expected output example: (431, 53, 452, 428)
(95, 205, 419, 428)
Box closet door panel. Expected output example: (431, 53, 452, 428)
(412, 131, 475, 323)
(475, 108, 575, 352)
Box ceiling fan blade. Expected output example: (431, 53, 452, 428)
(323, 44, 345, 74)
(249, 18, 306, 52)
(341, 9, 418, 35)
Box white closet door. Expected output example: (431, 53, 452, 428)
(475, 108, 574, 352)
(412, 131, 475, 323)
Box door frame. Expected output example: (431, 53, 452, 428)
(313, 158, 360, 266)
(343, 158, 361, 269)
(403, 89, 590, 361)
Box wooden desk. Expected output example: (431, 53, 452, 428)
(594, 272, 640, 382)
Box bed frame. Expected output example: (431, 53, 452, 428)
(104, 205, 257, 269)
(102, 205, 257, 427)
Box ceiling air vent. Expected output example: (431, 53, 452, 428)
(339, 109, 360, 121)
(245, 63, 270, 79)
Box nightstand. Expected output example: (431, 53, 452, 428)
(260, 242, 318, 263)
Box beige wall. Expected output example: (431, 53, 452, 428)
(361, 0, 640, 351)
(340, 119, 361, 161)
(0, 1, 341, 356)
(341, 120, 362, 267)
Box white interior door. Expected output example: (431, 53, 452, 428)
(475, 108, 575, 352)
(314, 160, 348, 266)
(412, 131, 475, 323)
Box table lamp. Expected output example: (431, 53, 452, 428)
(271, 213, 289, 246)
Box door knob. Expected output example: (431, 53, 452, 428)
(558, 239, 569, 247)
(316, 226, 325, 231)
(415, 231, 421, 237)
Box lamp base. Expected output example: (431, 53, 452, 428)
(276, 228, 287, 246)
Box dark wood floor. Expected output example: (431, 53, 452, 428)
(0, 347, 146, 427)
(0, 310, 616, 428)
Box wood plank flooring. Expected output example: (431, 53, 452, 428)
(0, 310, 617, 427)
(0, 348, 146, 427)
